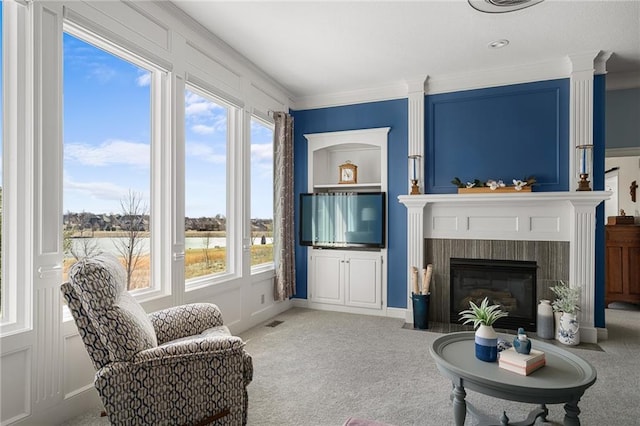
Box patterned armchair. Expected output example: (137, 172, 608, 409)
(61, 253, 252, 425)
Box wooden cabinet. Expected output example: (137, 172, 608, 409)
(605, 225, 640, 306)
(309, 249, 382, 310)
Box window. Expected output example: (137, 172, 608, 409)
(250, 117, 274, 268)
(0, 3, 4, 314)
(62, 31, 152, 291)
(184, 87, 230, 281)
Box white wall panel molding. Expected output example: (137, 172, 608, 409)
(62, 4, 172, 72)
(0, 347, 32, 424)
(398, 191, 610, 342)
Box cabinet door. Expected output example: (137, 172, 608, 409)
(310, 252, 344, 305)
(345, 253, 381, 309)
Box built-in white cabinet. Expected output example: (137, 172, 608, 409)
(309, 249, 382, 310)
(303, 128, 389, 314)
(305, 127, 389, 193)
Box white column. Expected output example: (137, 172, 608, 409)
(405, 77, 427, 194)
(569, 198, 603, 344)
(398, 196, 429, 323)
(568, 52, 599, 191)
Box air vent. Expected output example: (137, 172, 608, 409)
(468, 0, 544, 13)
(266, 320, 284, 328)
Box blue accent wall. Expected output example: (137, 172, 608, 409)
(594, 74, 606, 328)
(291, 100, 409, 308)
(425, 79, 570, 193)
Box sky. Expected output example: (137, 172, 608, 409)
(61, 32, 273, 220)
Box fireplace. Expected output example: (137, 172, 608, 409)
(450, 258, 537, 332)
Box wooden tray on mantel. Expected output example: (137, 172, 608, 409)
(457, 186, 533, 194)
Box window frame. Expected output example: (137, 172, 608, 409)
(183, 80, 243, 290)
(61, 21, 172, 303)
(1, 0, 33, 336)
(249, 114, 275, 274)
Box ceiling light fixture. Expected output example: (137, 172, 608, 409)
(488, 39, 510, 49)
(468, 0, 544, 13)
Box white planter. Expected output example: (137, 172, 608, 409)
(558, 312, 580, 345)
(475, 324, 498, 362)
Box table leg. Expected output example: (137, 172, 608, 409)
(563, 398, 581, 426)
(451, 384, 467, 426)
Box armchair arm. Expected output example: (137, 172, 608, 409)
(148, 303, 225, 344)
(132, 335, 245, 363)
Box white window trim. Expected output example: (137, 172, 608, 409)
(61, 22, 172, 304)
(1, 0, 34, 336)
(184, 82, 242, 290)
(249, 114, 275, 274)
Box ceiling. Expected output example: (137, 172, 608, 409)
(171, 0, 640, 101)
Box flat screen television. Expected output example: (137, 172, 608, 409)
(300, 192, 386, 248)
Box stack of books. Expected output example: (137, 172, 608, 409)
(498, 347, 546, 376)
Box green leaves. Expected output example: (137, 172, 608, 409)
(458, 297, 509, 329)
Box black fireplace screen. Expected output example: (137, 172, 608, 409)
(450, 258, 537, 331)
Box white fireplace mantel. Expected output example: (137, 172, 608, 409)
(398, 191, 611, 343)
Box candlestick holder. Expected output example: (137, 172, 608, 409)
(575, 143, 593, 191)
(577, 173, 592, 191)
(410, 179, 421, 195)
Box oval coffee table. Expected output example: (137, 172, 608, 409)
(430, 332, 596, 426)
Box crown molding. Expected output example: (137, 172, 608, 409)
(292, 81, 409, 111)
(606, 71, 640, 91)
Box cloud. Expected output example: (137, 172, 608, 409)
(251, 143, 273, 162)
(136, 70, 151, 87)
(65, 139, 150, 168)
(192, 124, 215, 135)
(184, 91, 228, 134)
(186, 142, 226, 164)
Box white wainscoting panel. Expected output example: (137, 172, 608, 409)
(1, 347, 31, 424)
(63, 333, 96, 398)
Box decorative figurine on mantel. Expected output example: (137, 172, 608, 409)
(513, 327, 532, 355)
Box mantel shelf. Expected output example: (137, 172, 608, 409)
(398, 191, 611, 207)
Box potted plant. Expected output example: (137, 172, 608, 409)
(550, 280, 581, 345)
(459, 297, 508, 362)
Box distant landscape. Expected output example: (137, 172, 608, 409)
(62, 211, 274, 287)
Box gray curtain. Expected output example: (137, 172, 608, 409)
(273, 112, 296, 301)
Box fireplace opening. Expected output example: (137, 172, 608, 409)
(450, 258, 537, 332)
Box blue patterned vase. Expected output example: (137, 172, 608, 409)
(475, 324, 498, 362)
(558, 312, 580, 345)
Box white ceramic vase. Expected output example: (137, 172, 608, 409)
(558, 312, 580, 345)
(536, 299, 554, 339)
(475, 324, 498, 362)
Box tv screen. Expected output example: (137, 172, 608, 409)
(300, 192, 386, 248)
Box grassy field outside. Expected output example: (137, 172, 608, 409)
(63, 243, 274, 289)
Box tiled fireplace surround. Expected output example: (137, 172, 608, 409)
(399, 191, 610, 343)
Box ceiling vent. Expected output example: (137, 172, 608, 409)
(468, 0, 544, 13)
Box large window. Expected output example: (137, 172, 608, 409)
(0, 4, 4, 313)
(250, 117, 274, 268)
(62, 31, 152, 291)
(184, 87, 230, 281)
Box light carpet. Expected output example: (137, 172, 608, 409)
(64, 307, 640, 425)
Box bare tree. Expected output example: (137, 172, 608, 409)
(202, 231, 213, 268)
(112, 190, 148, 290)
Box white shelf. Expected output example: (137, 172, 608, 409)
(314, 182, 381, 191)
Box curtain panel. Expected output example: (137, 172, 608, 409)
(273, 112, 296, 301)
